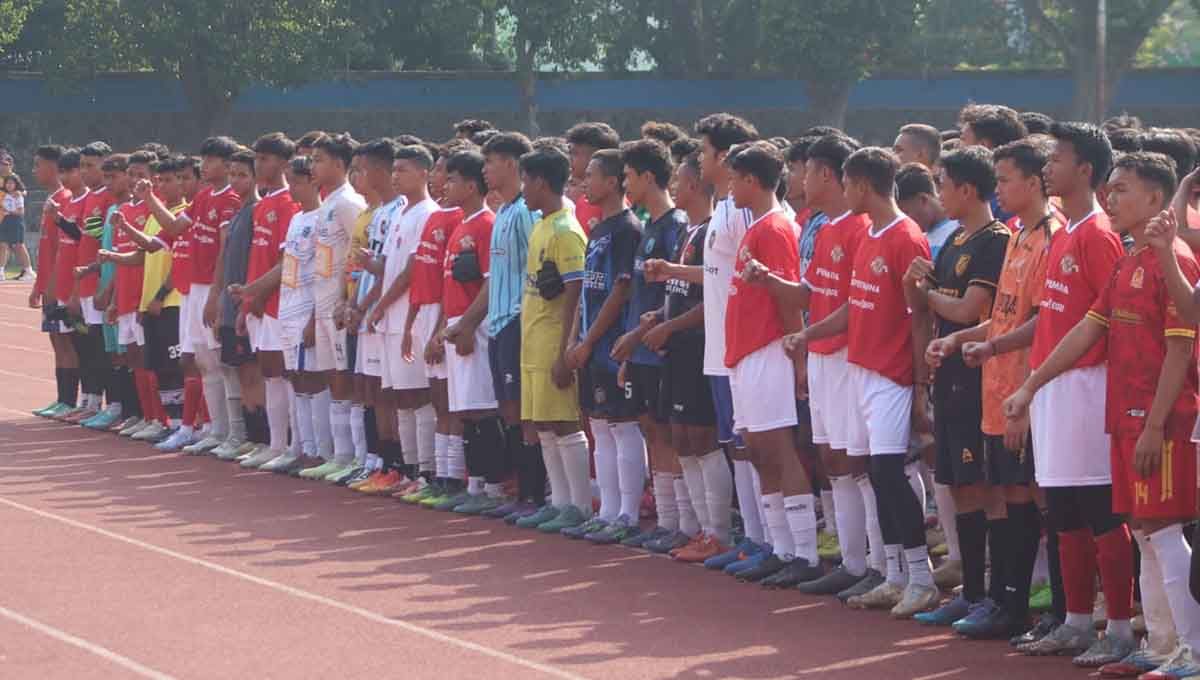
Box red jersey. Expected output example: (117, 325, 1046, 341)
(114, 201, 150, 315)
(574, 194, 603, 236)
(801, 211, 871, 355)
(725, 210, 800, 367)
(182, 184, 241, 285)
(1087, 241, 1200, 438)
(35, 186, 70, 296)
(246, 187, 298, 318)
(1030, 209, 1123, 369)
(409, 207, 462, 306)
(54, 189, 89, 303)
(443, 208, 494, 318)
(846, 215, 931, 386)
(77, 186, 115, 298)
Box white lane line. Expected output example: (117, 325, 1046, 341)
(0, 367, 53, 384)
(0, 604, 177, 680)
(0, 496, 589, 680)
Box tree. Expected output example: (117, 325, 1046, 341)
(0, 0, 33, 55)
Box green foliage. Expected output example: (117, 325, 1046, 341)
(0, 0, 34, 52)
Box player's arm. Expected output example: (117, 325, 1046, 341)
(552, 280, 584, 387)
(450, 279, 489, 334)
(1136, 335, 1196, 473)
(745, 263, 811, 310)
(1004, 315, 1105, 420)
(205, 228, 228, 327)
(644, 259, 702, 284)
(243, 263, 282, 308)
(98, 249, 145, 266)
(579, 278, 630, 354)
(1171, 169, 1200, 252)
(374, 252, 414, 312)
(135, 181, 191, 237)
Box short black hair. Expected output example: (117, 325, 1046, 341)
(253, 132, 296, 160)
(941, 129, 961, 141)
(785, 135, 819, 165)
(154, 154, 188, 174)
(898, 123, 942, 161)
(641, 121, 687, 146)
(128, 150, 158, 167)
(229, 148, 255, 171)
(354, 138, 396, 167)
(297, 130, 326, 149)
(566, 122, 620, 151)
(896, 163, 937, 202)
(519, 147, 571, 195)
(313, 132, 358, 168)
(57, 148, 81, 171)
(590, 148, 626, 193)
(1139, 128, 1196, 178)
(1103, 113, 1143, 134)
(992, 137, 1052, 192)
(288, 155, 315, 178)
(769, 136, 791, 151)
(199, 136, 239, 160)
(394, 144, 434, 171)
(80, 141, 111, 158)
(454, 119, 495, 137)
(727, 141, 784, 192)
(1019, 112, 1055, 136)
(35, 145, 64, 163)
(470, 129, 498, 147)
(940, 146, 997, 200)
(802, 126, 844, 138)
(694, 113, 759, 152)
(620, 139, 674, 189)
(481, 132, 533, 161)
(1106, 127, 1144, 154)
(101, 153, 129, 172)
(960, 104, 1026, 147)
(806, 134, 861, 183)
(445, 149, 487, 195)
(1050, 121, 1113, 189)
(1112, 151, 1178, 204)
(668, 137, 700, 165)
(138, 142, 171, 160)
(394, 133, 424, 147)
(843, 147, 900, 197)
(532, 136, 569, 155)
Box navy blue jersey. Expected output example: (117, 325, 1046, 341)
(628, 207, 686, 366)
(582, 208, 641, 371)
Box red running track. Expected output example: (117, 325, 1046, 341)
(0, 282, 1081, 679)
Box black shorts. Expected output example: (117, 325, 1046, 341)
(344, 332, 358, 373)
(143, 307, 182, 374)
(488, 317, 521, 403)
(627, 362, 667, 424)
(984, 434, 1035, 486)
(663, 340, 715, 427)
(580, 362, 642, 419)
(933, 379, 985, 487)
(219, 325, 255, 366)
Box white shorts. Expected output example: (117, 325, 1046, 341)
(415, 304, 446, 380)
(117, 312, 145, 347)
(246, 314, 283, 353)
(356, 331, 384, 378)
(81, 296, 103, 325)
(382, 331, 429, 391)
(445, 316, 497, 412)
(729, 339, 797, 433)
(808, 348, 853, 449)
(182, 283, 221, 353)
(279, 317, 307, 372)
(1030, 364, 1112, 487)
(845, 362, 912, 457)
(311, 316, 348, 372)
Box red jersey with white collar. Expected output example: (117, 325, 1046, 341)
(246, 187, 299, 318)
(801, 211, 871, 355)
(725, 209, 800, 367)
(181, 184, 241, 285)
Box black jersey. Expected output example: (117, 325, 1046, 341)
(663, 218, 708, 350)
(931, 220, 1009, 387)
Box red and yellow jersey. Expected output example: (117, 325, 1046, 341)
(725, 210, 799, 367)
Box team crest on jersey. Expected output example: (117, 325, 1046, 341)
(955, 254, 971, 277)
(135, 215, 147, 226)
(459, 234, 476, 250)
(433, 228, 446, 243)
(207, 208, 218, 221)
(737, 244, 752, 264)
(831, 246, 844, 263)
(952, 231, 968, 247)
(1130, 266, 1145, 289)
(644, 237, 655, 255)
(870, 256, 887, 275)
(1060, 254, 1078, 274)
(301, 225, 312, 238)
(266, 210, 277, 224)
(961, 448, 975, 464)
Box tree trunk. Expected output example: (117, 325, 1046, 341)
(1069, 0, 1101, 120)
(179, 61, 234, 135)
(516, 34, 539, 137)
(804, 77, 854, 130)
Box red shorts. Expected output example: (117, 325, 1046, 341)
(1111, 433, 1197, 520)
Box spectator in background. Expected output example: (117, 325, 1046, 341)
(0, 173, 35, 281)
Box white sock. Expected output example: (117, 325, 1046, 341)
(467, 476, 484, 495)
(750, 463, 770, 544)
(446, 435, 465, 480)
(415, 403, 436, 470)
(201, 374, 229, 440)
(396, 408, 417, 467)
(432, 432, 447, 476)
(330, 399, 353, 464)
(1134, 530, 1179, 655)
(831, 474, 867, 576)
(350, 404, 367, 466)
(1065, 612, 1092, 630)
(484, 482, 504, 498)
(221, 365, 244, 441)
(734, 459, 765, 543)
(1032, 536, 1049, 585)
(309, 388, 333, 459)
(538, 431, 569, 508)
(904, 545, 933, 587)
(366, 453, 381, 471)
(674, 476, 700, 536)
(762, 492, 795, 558)
(590, 418, 619, 521)
(820, 488, 837, 536)
(933, 482, 960, 561)
(698, 450, 733, 543)
(295, 391, 315, 456)
(884, 545, 904, 586)
(859, 474, 887, 573)
(557, 431, 592, 515)
(264, 377, 291, 452)
(177, 424, 194, 436)
(611, 421, 647, 520)
(785, 493, 818, 564)
(678, 456, 710, 533)
(652, 472, 680, 531)
(905, 462, 926, 514)
(1150, 524, 1200, 651)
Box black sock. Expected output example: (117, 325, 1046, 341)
(56, 368, 77, 406)
(476, 417, 506, 485)
(364, 407, 380, 458)
(957, 510, 988, 602)
(1047, 520, 1066, 621)
(461, 419, 480, 482)
(986, 516, 1011, 603)
(381, 440, 401, 471)
(1005, 501, 1042, 621)
(245, 407, 268, 444)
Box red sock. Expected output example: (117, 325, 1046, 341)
(1058, 528, 1098, 615)
(133, 369, 155, 422)
(183, 376, 202, 427)
(1095, 524, 1134, 620)
(147, 372, 166, 424)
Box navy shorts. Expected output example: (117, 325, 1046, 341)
(709, 375, 743, 446)
(488, 317, 521, 404)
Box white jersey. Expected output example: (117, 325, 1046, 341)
(357, 195, 405, 333)
(381, 197, 439, 334)
(702, 195, 753, 376)
(313, 182, 367, 318)
(278, 208, 320, 325)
